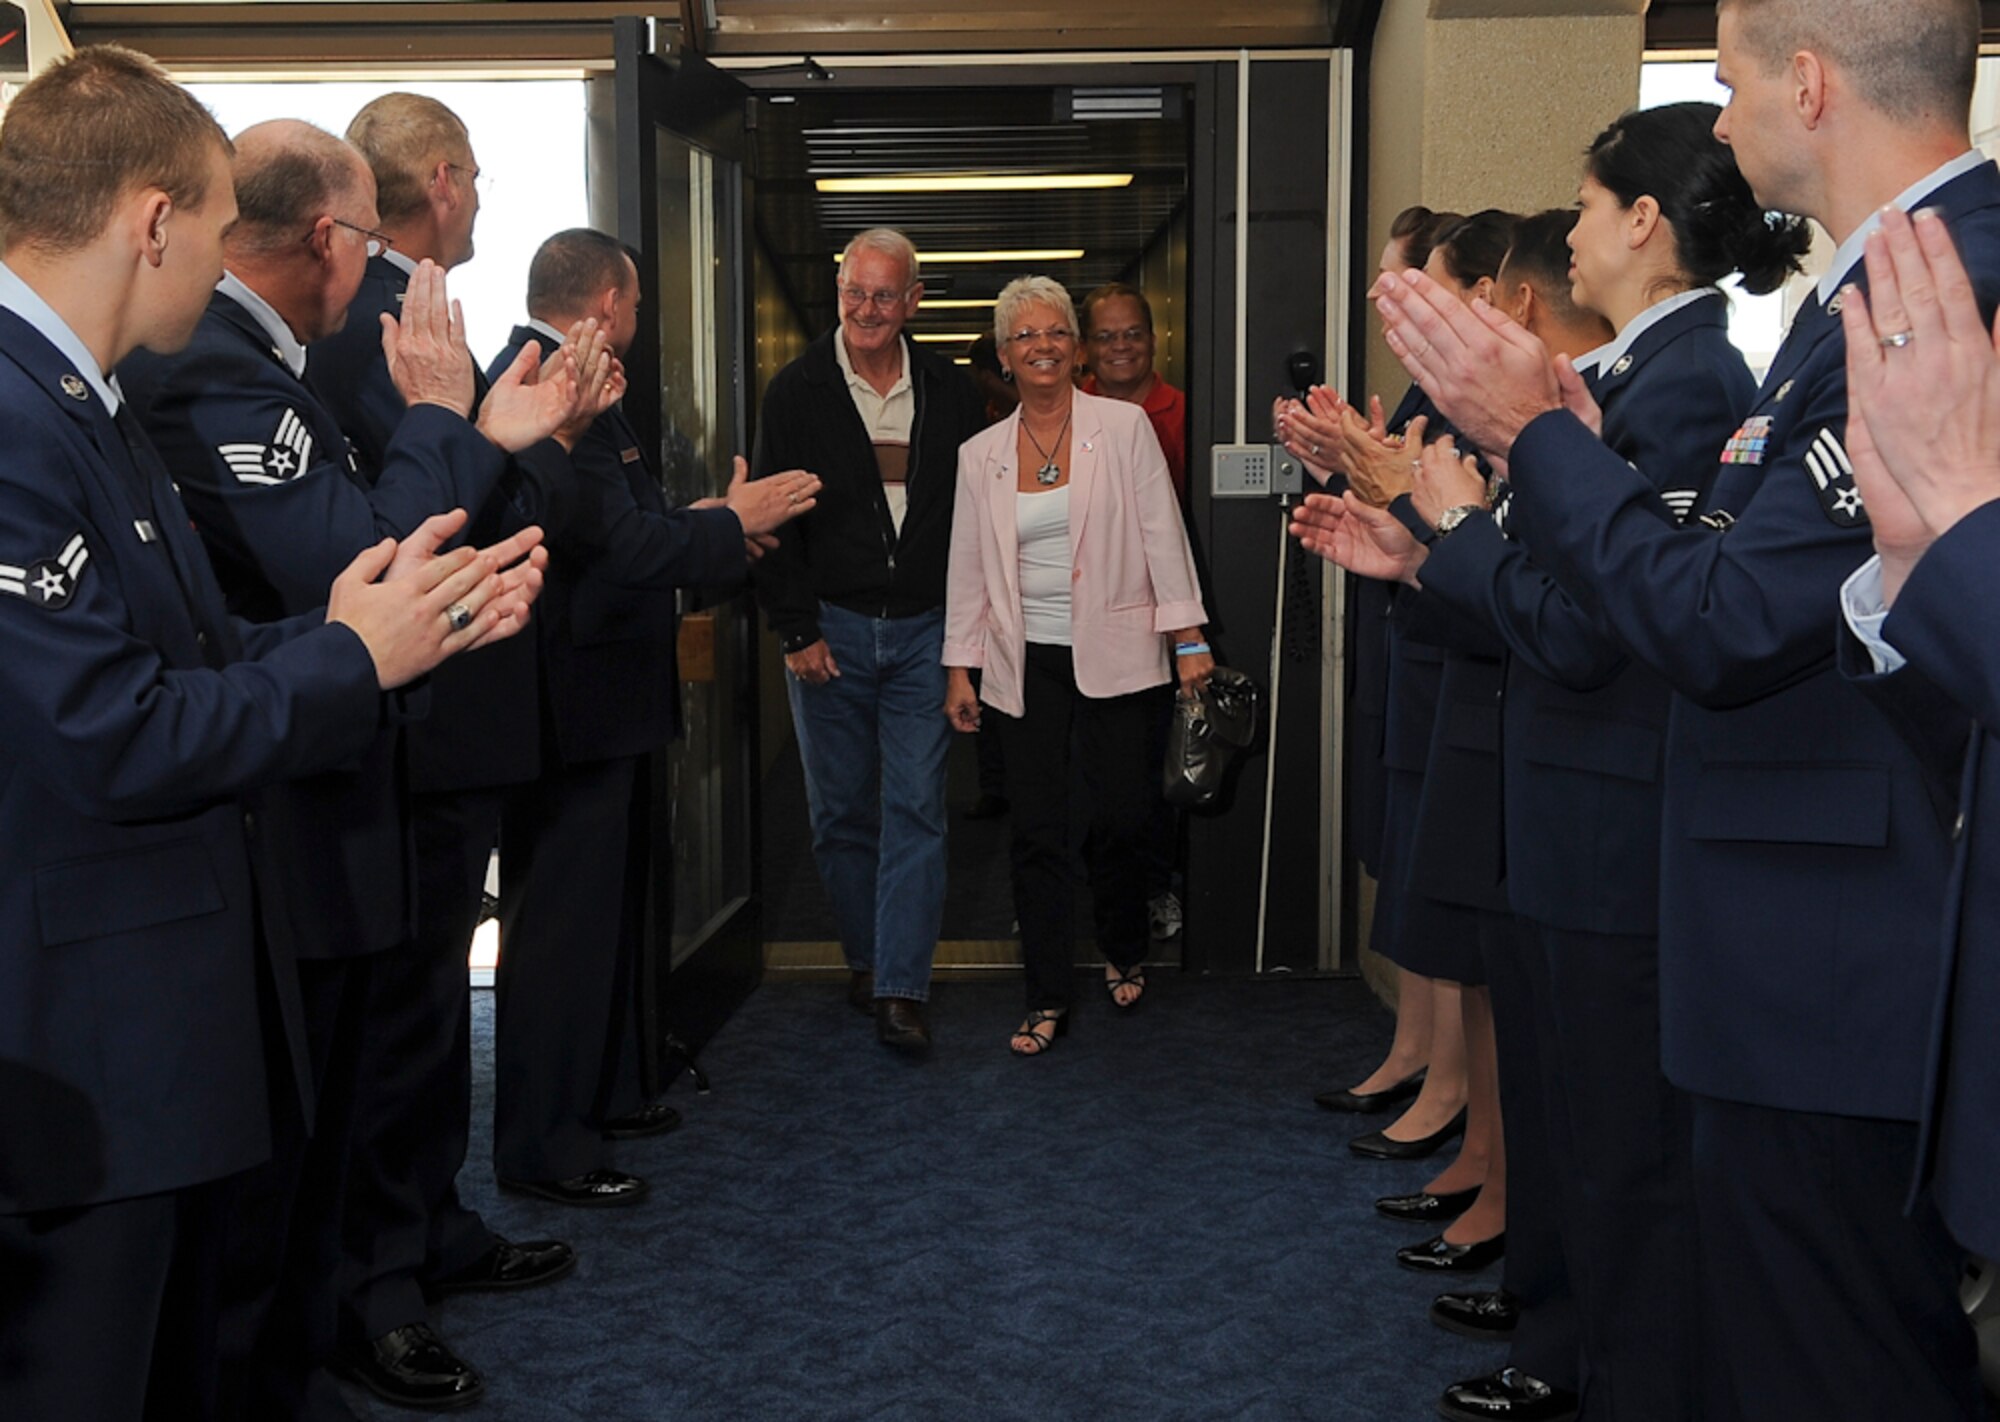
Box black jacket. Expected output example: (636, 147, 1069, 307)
(749, 328, 983, 644)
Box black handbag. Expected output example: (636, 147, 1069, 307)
(1163, 666, 1260, 808)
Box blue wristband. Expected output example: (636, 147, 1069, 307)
(1175, 641, 1210, 656)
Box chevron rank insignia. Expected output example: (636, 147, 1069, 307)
(1804, 427, 1866, 527)
(1660, 487, 1700, 524)
(0, 532, 89, 609)
(218, 408, 315, 486)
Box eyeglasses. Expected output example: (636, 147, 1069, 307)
(445, 162, 492, 196)
(1090, 326, 1149, 345)
(307, 217, 395, 259)
(1005, 327, 1076, 346)
(837, 284, 914, 310)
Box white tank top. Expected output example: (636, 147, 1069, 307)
(1016, 485, 1073, 647)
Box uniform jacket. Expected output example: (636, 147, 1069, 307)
(308, 256, 568, 793)
(1501, 159, 2000, 1120)
(0, 309, 382, 1214)
(491, 326, 744, 764)
(120, 289, 508, 960)
(943, 391, 1206, 716)
(1845, 500, 2000, 1260)
(1416, 294, 1752, 934)
(750, 327, 985, 645)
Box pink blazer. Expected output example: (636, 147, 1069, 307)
(943, 390, 1207, 717)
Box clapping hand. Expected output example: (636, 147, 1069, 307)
(1839, 205, 2000, 603)
(383, 509, 549, 651)
(1410, 435, 1488, 529)
(546, 319, 619, 449)
(478, 338, 582, 453)
(1375, 268, 1562, 457)
(383, 261, 476, 419)
(1340, 410, 1424, 508)
(1275, 385, 1351, 480)
(1289, 490, 1428, 585)
(689, 456, 820, 561)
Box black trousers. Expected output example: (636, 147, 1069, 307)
(1530, 923, 1700, 1421)
(216, 954, 373, 1421)
(495, 753, 650, 1182)
(337, 788, 500, 1346)
(1478, 909, 1581, 1391)
(1691, 1096, 1983, 1422)
(0, 1178, 234, 1420)
(993, 643, 1156, 1010)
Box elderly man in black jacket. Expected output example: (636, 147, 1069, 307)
(752, 227, 984, 1052)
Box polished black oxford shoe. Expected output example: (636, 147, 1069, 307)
(1438, 1367, 1579, 1422)
(601, 1100, 683, 1140)
(876, 997, 932, 1052)
(1349, 1106, 1467, 1160)
(1375, 1185, 1479, 1224)
(1314, 1068, 1426, 1114)
(848, 969, 874, 1013)
(499, 1167, 648, 1208)
(427, 1236, 576, 1297)
(1430, 1288, 1518, 1340)
(1396, 1230, 1505, 1274)
(333, 1323, 482, 1410)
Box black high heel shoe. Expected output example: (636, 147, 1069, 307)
(1105, 962, 1146, 1011)
(1348, 1105, 1468, 1160)
(1314, 1067, 1426, 1114)
(1010, 1009, 1069, 1056)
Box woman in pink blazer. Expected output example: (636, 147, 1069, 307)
(943, 276, 1212, 1056)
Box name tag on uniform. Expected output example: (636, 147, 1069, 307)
(134, 519, 159, 543)
(1722, 415, 1773, 466)
(620, 447, 642, 464)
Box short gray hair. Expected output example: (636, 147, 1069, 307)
(993, 276, 1078, 345)
(840, 227, 920, 285)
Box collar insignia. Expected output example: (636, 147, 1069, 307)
(1610, 355, 1633, 377)
(59, 374, 87, 401)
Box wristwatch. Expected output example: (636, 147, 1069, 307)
(1433, 504, 1486, 539)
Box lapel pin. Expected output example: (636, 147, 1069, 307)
(1610, 356, 1633, 377)
(1827, 292, 1845, 316)
(1775, 380, 1794, 404)
(59, 374, 87, 400)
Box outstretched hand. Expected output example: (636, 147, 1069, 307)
(1289, 490, 1427, 585)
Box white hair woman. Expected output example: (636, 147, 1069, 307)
(943, 276, 1213, 1055)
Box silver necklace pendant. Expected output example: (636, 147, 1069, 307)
(1036, 459, 1061, 486)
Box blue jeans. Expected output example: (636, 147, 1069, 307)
(786, 602, 950, 1001)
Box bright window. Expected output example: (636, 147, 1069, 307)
(186, 79, 591, 365)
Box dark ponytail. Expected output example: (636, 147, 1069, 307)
(1431, 209, 1520, 288)
(1584, 101, 1811, 297)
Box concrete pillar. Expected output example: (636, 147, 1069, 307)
(1363, 0, 1645, 407)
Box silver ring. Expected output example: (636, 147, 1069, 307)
(1310, 442, 1321, 457)
(446, 602, 473, 633)
(1879, 330, 1917, 349)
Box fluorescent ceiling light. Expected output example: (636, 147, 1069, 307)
(836, 249, 1084, 264)
(816, 173, 1133, 194)
(919, 298, 998, 309)
(910, 333, 986, 343)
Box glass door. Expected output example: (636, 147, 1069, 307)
(593, 20, 760, 1071)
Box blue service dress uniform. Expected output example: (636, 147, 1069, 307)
(1844, 510, 2000, 1269)
(119, 279, 514, 1417)
(1498, 158, 2000, 1420)
(0, 290, 386, 1421)
(1414, 291, 1750, 1419)
(306, 253, 569, 1345)
(486, 324, 743, 1184)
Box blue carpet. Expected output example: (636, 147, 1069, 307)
(343, 977, 1498, 1420)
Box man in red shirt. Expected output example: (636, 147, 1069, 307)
(1080, 282, 1187, 498)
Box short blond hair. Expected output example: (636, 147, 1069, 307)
(993, 276, 1078, 346)
(345, 93, 469, 225)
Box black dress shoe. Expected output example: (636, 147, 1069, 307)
(1397, 1230, 1505, 1274)
(1314, 1068, 1427, 1114)
(963, 792, 1010, 820)
(427, 1236, 576, 1297)
(1376, 1185, 1480, 1224)
(876, 997, 932, 1052)
(1349, 1106, 1467, 1160)
(1439, 1367, 1579, 1422)
(498, 1167, 648, 1207)
(848, 970, 874, 1013)
(601, 1100, 683, 1139)
(332, 1323, 482, 1411)
(1430, 1288, 1518, 1340)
